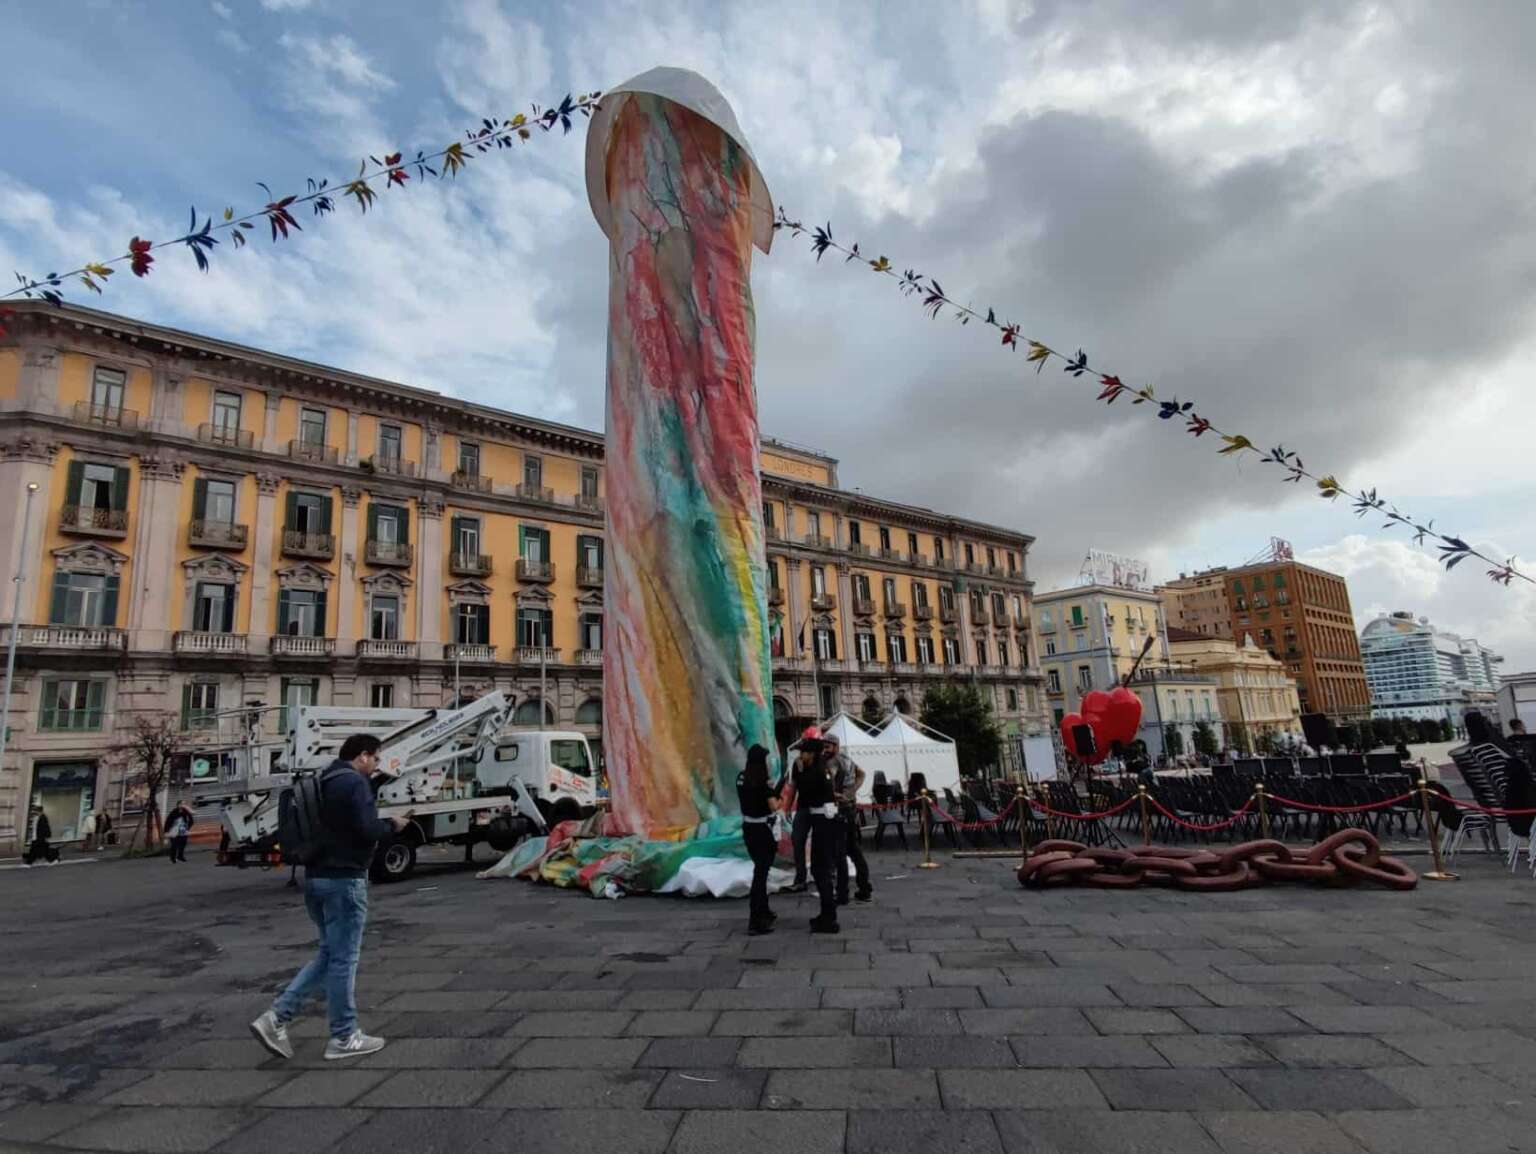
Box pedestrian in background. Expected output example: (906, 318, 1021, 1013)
(736, 744, 780, 935)
(823, 733, 871, 905)
(165, 801, 195, 863)
(97, 809, 114, 847)
(251, 734, 408, 1061)
(81, 810, 98, 852)
(791, 733, 840, 934)
(23, 806, 58, 866)
(785, 727, 821, 892)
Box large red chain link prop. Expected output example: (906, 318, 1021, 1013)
(1017, 830, 1417, 892)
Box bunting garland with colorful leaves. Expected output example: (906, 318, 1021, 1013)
(772, 210, 1529, 588)
(2, 85, 1523, 589)
(4, 93, 600, 306)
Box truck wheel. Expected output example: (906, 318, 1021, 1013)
(371, 838, 417, 883)
(549, 798, 581, 826)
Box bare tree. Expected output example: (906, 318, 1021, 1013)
(109, 712, 189, 852)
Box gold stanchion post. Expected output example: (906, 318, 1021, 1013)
(1137, 784, 1151, 845)
(1256, 783, 1270, 840)
(1016, 786, 1031, 869)
(918, 790, 940, 869)
(1417, 776, 1458, 882)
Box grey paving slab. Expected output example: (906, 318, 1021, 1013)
(847, 1108, 1004, 1154)
(636, 1037, 742, 1068)
(209, 1108, 371, 1154)
(624, 1010, 719, 1036)
(959, 1007, 1095, 1035)
(1285, 1005, 1450, 1034)
(900, 986, 983, 1008)
(508, 1009, 634, 1036)
(1196, 1109, 1369, 1154)
(1260, 1034, 1419, 1068)
(1084, 1007, 1193, 1035)
(615, 990, 699, 1010)
(993, 1108, 1223, 1153)
(480, 1069, 662, 1109)
(1176, 1007, 1310, 1034)
(980, 982, 1122, 1007)
(669, 1109, 845, 1154)
(648, 1068, 767, 1109)
(737, 1036, 893, 1068)
(103, 1071, 293, 1107)
(817, 986, 902, 1009)
(0, 1103, 108, 1143)
(1010, 1035, 1170, 1068)
(1150, 1035, 1279, 1068)
(693, 986, 824, 1010)
(1333, 1106, 1532, 1154)
(1192, 983, 1358, 1007)
(1376, 1027, 1536, 1066)
(349, 1037, 524, 1067)
(937, 1068, 1108, 1109)
(1226, 1068, 1414, 1111)
(893, 1036, 1018, 1067)
(764, 1069, 940, 1109)
(712, 1009, 853, 1036)
(1089, 1068, 1259, 1111)
(505, 1037, 650, 1068)
(252, 1070, 390, 1107)
(352, 1069, 504, 1107)
(1107, 983, 1214, 1008)
(505, 1109, 685, 1154)
(52, 1107, 257, 1153)
(379, 1011, 524, 1038)
(1364, 1065, 1528, 1107)
(853, 1008, 962, 1035)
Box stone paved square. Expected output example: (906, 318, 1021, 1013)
(5, 846, 1536, 1152)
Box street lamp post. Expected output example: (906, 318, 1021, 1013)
(0, 483, 40, 795)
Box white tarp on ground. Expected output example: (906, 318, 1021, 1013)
(654, 857, 796, 898)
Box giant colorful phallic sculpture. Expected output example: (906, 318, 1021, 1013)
(584, 68, 778, 840)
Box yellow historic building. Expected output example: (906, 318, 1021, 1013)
(1166, 627, 1304, 751)
(0, 303, 1046, 849)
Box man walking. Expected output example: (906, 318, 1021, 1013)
(164, 800, 195, 863)
(824, 733, 872, 904)
(23, 806, 58, 866)
(250, 734, 407, 1060)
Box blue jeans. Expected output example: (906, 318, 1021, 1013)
(272, 876, 368, 1039)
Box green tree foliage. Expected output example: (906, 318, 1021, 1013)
(1163, 723, 1184, 757)
(920, 682, 1002, 774)
(1192, 720, 1219, 758)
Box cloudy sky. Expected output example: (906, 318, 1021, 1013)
(4, 0, 1535, 667)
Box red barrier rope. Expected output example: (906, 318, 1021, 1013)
(929, 797, 1019, 831)
(1026, 793, 1139, 821)
(1264, 790, 1416, 814)
(1146, 794, 1255, 833)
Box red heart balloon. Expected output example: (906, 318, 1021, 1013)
(1060, 712, 1087, 760)
(1080, 690, 1111, 731)
(1103, 686, 1144, 746)
(1062, 712, 1111, 766)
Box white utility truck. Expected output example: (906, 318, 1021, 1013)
(207, 691, 598, 881)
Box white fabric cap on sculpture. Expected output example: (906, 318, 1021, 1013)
(583, 66, 775, 254)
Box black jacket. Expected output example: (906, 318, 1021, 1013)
(33, 814, 51, 841)
(309, 760, 395, 878)
(166, 807, 196, 834)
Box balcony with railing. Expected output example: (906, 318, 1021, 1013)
(270, 635, 335, 658)
(771, 655, 801, 674)
(846, 542, 872, 558)
(357, 639, 418, 660)
(39, 707, 105, 732)
(764, 524, 783, 542)
(516, 646, 560, 665)
(451, 470, 492, 494)
(2, 624, 126, 651)
(364, 539, 414, 567)
(516, 558, 555, 583)
(883, 601, 907, 620)
(913, 604, 934, 621)
(59, 506, 128, 538)
(575, 494, 605, 515)
(932, 556, 956, 571)
(993, 609, 1011, 628)
(450, 551, 492, 577)
(577, 566, 604, 589)
(365, 455, 417, 478)
(445, 642, 496, 664)
(987, 565, 1006, 578)
(939, 605, 958, 623)
(892, 661, 918, 675)
(188, 519, 249, 550)
(858, 659, 888, 674)
(287, 439, 339, 464)
(971, 606, 991, 625)
(576, 648, 603, 666)
(804, 534, 833, 549)
(879, 548, 905, 563)
(810, 593, 837, 612)
(515, 482, 555, 504)
(282, 530, 335, 560)
(198, 423, 254, 448)
(74, 401, 139, 429)
(910, 553, 930, 567)
(851, 597, 876, 618)
(173, 631, 248, 655)
(818, 658, 848, 672)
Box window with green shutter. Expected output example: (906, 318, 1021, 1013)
(181, 682, 219, 730)
(49, 571, 118, 626)
(519, 525, 549, 561)
(39, 679, 105, 730)
(368, 503, 409, 545)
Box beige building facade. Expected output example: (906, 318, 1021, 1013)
(1158, 569, 1233, 639)
(1166, 627, 1302, 751)
(0, 303, 1047, 850)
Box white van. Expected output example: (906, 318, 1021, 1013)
(468, 729, 599, 825)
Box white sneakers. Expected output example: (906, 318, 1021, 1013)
(249, 1010, 294, 1060)
(324, 1031, 386, 1060)
(250, 1009, 385, 1060)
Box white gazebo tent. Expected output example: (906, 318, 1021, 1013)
(864, 713, 961, 801)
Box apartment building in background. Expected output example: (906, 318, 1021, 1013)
(1166, 626, 1302, 750)
(1158, 568, 1233, 639)
(0, 302, 1046, 849)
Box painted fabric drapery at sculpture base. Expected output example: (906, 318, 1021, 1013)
(597, 79, 776, 840)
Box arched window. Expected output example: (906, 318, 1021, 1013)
(513, 699, 556, 726)
(575, 698, 602, 727)
(772, 697, 793, 720)
(894, 696, 911, 716)
(861, 696, 882, 724)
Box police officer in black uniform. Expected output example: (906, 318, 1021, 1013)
(791, 735, 841, 933)
(736, 744, 780, 935)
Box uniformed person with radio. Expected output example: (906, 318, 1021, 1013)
(791, 734, 842, 933)
(736, 744, 780, 935)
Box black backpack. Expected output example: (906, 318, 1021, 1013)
(278, 767, 343, 865)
